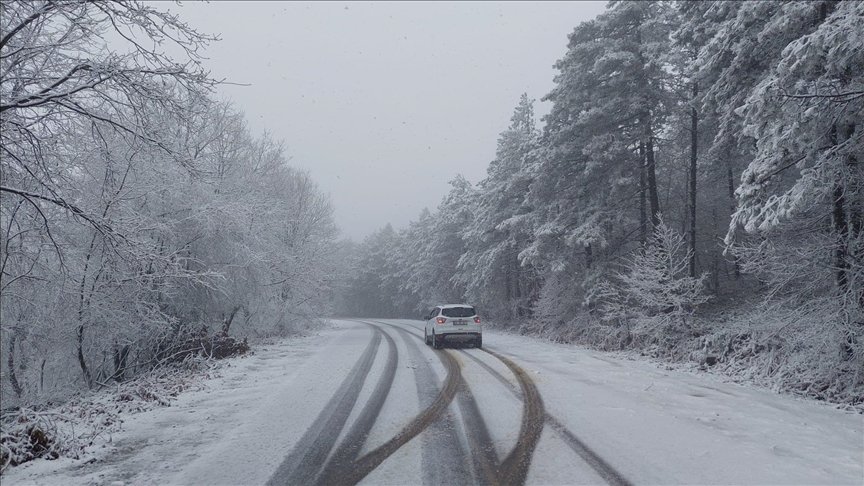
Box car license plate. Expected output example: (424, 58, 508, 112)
(453, 319, 466, 325)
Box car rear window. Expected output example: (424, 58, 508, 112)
(442, 307, 475, 318)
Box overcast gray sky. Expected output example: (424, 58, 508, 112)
(170, 1, 606, 240)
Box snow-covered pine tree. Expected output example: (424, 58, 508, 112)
(718, 0, 864, 361)
(599, 219, 711, 345)
(455, 94, 540, 320)
(521, 1, 677, 328)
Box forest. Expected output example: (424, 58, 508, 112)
(336, 0, 864, 404)
(0, 1, 340, 407)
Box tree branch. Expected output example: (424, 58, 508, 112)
(0, 185, 122, 241)
(0, 1, 56, 51)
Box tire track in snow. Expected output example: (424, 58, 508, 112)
(460, 350, 632, 486)
(367, 320, 474, 485)
(315, 325, 399, 485)
(483, 348, 545, 486)
(333, 320, 462, 485)
(386, 320, 626, 486)
(266, 324, 382, 486)
(372, 321, 514, 485)
(452, 371, 502, 486)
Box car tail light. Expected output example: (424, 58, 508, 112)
(436, 317, 446, 324)
(474, 316, 481, 324)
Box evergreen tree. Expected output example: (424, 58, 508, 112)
(456, 94, 540, 319)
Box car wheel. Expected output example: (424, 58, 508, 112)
(424, 329, 430, 345)
(432, 332, 442, 349)
(475, 335, 482, 348)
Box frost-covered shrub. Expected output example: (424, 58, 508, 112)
(0, 411, 61, 470)
(598, 220, 712, 346)
(0, 355, 220, 472)
(155, 325, 250, 365)
(686, 297, 864, 408)
(527, 272, 585, 333)
(719, 216, 864, 404)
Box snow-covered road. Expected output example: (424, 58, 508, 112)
(6, 319, 863, 485)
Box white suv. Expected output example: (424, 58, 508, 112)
(423, 304, 482, 349)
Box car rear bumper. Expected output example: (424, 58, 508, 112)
(438, 330, 481, 340)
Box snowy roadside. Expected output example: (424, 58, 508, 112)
(0, 327, 330, 485)
(478, 320, 864, 414)
(444, 323, 864, 485)
(1, 358, 221, 472)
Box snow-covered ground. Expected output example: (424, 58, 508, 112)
(4, 319, 862, 485)
(471, 322, 863, 485)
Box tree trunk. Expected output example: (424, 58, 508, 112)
(8, 333, 23, 398)
(222, 305, 242, 334)
(504, 260, 512, 317)
(639, 142, 647, 246)
(830, 124, 849, 292)
(113, 344, 130, 382)
(711, 206, 721, 291)
(689, 81, 698, 278)
(513, 249, 523, 317)
(642, 114, 661, 229)
(40, 358, 46, 392)
(727, 164, 740, 279)
(833, 185, 849, 291)
(77, 322, 92, 388)
(77, 232, 99, 389)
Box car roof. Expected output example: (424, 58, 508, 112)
(437, 304, 474, 308)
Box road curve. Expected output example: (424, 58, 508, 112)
(373, 319, 631, 485)
(267, 319, 631, 486)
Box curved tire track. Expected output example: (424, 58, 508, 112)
(332, 320, 462, 485)
(296, 319, 626, 486)
(460, 349, 632, 486)
(452, 373, 502, 486)
(373, 321, 474, 485)
(374, 320, 499, 485)
(371, 320, 519, 486)
(483, 348, 545, 486)
(267, 325, 382, 486)
(384, 319, 630, 486)
(315, 327, 399, 485)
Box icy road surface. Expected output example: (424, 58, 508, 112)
(6, 319, 863, 485)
